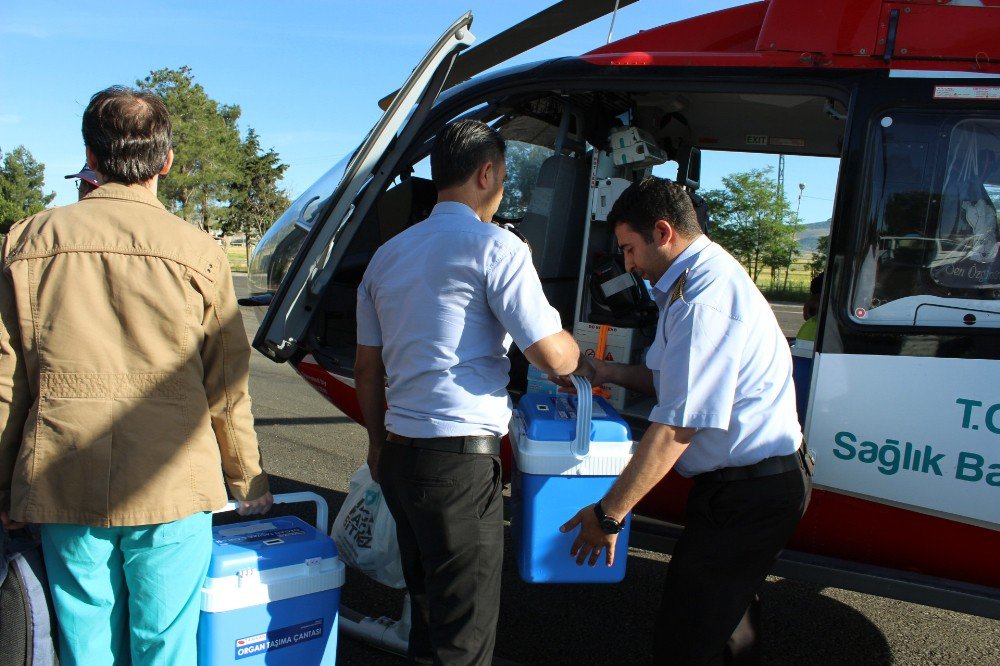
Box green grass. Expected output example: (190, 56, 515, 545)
(759, 284, 810, 302)
(754, 261, 815, 302)
(226, 246, 250, 273)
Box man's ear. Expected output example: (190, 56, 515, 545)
(653, 219, 674, 247)
(159, 149, 174, 176)
(476, 160, 493, 190)
(84, 147, 105, 185)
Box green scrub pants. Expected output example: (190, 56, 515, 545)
(40, 511, 212, 666)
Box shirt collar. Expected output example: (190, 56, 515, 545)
(84, 182, 168, 211)
(429, 200, 482, 222)
(651, 234, 710, 305)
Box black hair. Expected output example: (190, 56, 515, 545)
(810, 271, 825, 295)
(82, 86, 172, 185)
(430, 119, 505, 190)
(607, 176, 701, 242)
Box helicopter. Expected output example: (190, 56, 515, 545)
(245, 0, 1000, 624)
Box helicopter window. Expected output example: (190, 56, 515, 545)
(247, 151, 353, 296)
(496, 140, 555, 221)
(851, 114, 1000, 328)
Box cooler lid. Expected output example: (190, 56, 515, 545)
(208, 516, 338, 578)
(510, 412, 635, 476)
(515, 393, 631, 443)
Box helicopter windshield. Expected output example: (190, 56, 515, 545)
(851, 113, 1000, 328)
(247, 152, 352, 297)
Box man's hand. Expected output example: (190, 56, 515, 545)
(367, 437, 383, 484)
(572, 353, 599, 382)
(237, 491, 273, 516)
(0, 511, 26, 531)
(550, 354, 604, 388)
(560, 504, 618, 567)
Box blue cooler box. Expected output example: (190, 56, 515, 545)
(511, 392, 634, 583)
(199, 500, 345, 665)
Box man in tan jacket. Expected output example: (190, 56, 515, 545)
(0, 86, 272, 665)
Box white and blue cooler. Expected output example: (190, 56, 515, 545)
(199, 492, 345, 665)
(510, 376, 634, 583)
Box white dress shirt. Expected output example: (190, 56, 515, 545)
(357, 202, 563, 438)
(646, 235, 802, 477)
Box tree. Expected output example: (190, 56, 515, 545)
(765, 228, 801, 287)
(498, 142, 552, 219)
(226, 128, 291, 266)
(137, 66, 243, 232)
(809, 234, 830, 277)
(0, 146, 55, 233)
(702, 168, 801, 282)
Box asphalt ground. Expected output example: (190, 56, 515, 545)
(231, 275, 999, 665)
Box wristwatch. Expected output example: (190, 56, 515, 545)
(593, 499, 625, 534)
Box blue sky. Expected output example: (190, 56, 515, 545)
(0, 1, 837, 223)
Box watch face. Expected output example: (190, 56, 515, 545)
(599, 517, 621, 534)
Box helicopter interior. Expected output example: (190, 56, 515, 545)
(308, 85, 854, 417)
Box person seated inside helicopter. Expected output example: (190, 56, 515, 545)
(869, 188, 931, 305)
(932, 146, 1000, 291)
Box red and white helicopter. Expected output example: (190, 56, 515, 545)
(246, 0, 1000, 624)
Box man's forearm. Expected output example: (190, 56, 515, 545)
(524, 330, 581, 377)
(603, 362, 656, 396)
(355, 372, 386, 442)
(600, 423, 693, 520)
(355, 345, 387, 480)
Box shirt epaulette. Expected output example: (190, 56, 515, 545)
(670, 269, 689, 306)
(497, 222, 531, 250)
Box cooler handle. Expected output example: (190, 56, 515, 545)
(214, 491, 330, 534)
(569, 374, 593, 458)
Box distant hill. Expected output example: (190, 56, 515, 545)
(796, 219, 831, 253)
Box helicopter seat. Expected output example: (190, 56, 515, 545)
(516, 154, 589, 325)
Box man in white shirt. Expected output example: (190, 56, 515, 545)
(356, 119, 583, 665)
(562, 177, 811, 664)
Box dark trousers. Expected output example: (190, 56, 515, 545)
(379, 441, 504, 666)
(655, 464, 811, 665)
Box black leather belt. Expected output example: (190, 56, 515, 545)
(386, 432, 500, 455)
(694, 451, 804, 484)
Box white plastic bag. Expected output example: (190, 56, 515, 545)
(332, 464, 406, 589)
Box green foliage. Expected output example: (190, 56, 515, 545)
(137, 66, 243, 231)
(226, 128, 290, 244)
(702, 167, 802, 282)
(0, 146, 55, 233)
(498, 141, 552, 219)
(809, 234, 830, 277)
(758, 285, 810, 303)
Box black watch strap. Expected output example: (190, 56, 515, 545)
(594, 499, 624, 534)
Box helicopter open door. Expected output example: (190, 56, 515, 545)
(253, 14, 475, 363)
(254, 1, 640, 364)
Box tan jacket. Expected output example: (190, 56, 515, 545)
(0, 183, 269, 527)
